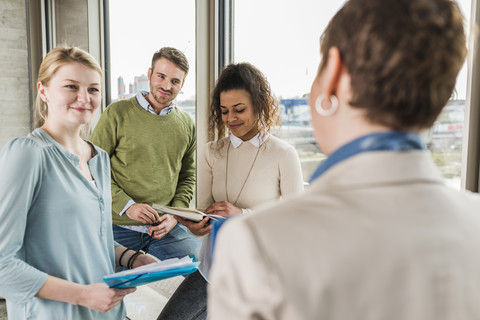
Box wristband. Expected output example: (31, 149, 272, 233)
(127, 251, 143, 269)
(119, 248, 132, 267)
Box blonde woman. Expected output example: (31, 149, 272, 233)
(0, 46, 154, 320)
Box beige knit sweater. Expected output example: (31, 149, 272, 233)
(197, 135, 304, 211)
(197, 135, 304, 280)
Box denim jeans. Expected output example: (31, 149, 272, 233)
(113, 224, 201, 263)
(157, 270, 207, 320)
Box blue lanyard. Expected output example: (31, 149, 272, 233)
(309, 131, 424, 183)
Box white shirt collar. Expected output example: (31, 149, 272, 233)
(229, 132, 269, 148)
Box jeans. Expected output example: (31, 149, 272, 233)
(113, 224, 201, 262)
(157, 270, 207, 320)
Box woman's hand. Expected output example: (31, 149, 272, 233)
(175, 216, 212, 236)
(148, 214, 177, 239)
(126, 203, 160, 225)
(36, 276, 136, 314)
(205, 201, 242, 218)
(78, 283, 136, 313)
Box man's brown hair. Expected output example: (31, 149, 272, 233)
(151, 47, 189, 77)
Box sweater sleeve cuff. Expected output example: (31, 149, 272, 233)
(241, 208, 252, 215)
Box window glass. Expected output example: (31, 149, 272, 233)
(108, 0, 195, 118)
(425, 0, 470, 189)
(234, 0, 471, 188)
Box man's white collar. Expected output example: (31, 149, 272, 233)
(229, 132, 269, 148)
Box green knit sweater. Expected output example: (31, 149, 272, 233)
(90, 96, 196, 225)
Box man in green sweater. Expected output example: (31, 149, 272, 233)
(90, 47, 201, 262)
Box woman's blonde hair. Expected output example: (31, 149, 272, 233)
(34, 46, 102, 137)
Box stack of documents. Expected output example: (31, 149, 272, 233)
(103, 256, 199, 288)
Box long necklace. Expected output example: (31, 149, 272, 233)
(225, 140, 261, 206)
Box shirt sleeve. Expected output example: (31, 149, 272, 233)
(209, 218, 283, 320)
(171, 120, 196, 208)
(0, 139, 48, 304)
(279, 144, 304, 197)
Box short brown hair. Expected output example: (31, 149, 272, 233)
(209, 62, 279, 141)
(151, 47, 189, 77)
(320, 0, 467, 130)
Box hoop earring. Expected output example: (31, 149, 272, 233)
(315, 94, 338, 117)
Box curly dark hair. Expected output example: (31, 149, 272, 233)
(320, 0, 466, 130)
(208, 63, 279, 142)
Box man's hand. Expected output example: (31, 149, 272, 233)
(125, 203, 160, 225)
(175, 216, 212, 236)
(148, 214, 177, 240)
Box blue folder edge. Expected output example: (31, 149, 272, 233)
(103, 263, 199, 288)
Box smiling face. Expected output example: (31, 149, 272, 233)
(220, 89, 259, 141)
(38, 62, 101, 128)
(147, 58, 185, 112)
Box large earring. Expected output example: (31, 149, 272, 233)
(315, 94, 338, 117)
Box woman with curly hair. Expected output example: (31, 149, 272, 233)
(157, 62, 304, 320)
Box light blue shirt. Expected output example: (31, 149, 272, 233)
(309, 131, 424, 182)
(0, 128, 125, 320)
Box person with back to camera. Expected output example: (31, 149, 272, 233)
(90, 47, 201, 263)
(157, 62, 304, 320)
(0, 46, 156, 320)
(209, 0, 480, 319)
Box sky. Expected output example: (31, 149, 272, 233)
(109, 0, 471, 101)
(108, 1, 196, 100)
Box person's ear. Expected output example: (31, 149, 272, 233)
(37, 82, 48, 103)
(323, 47, 343, 97)
(147, 67, 152, 81)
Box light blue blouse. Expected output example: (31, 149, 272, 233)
(0, 128, 125, 320)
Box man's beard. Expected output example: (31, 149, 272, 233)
(151, 87, 174, 106)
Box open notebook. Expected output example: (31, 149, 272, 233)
(152, 204, 226, 222)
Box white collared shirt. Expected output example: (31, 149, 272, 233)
(229, 132, 270, 148)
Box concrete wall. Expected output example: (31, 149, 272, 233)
(55, 0, 89, 50)
(0, 0, 91, 149)
(0, 0, 30, 149)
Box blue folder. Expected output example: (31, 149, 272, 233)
(103, 263, 199, 288)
